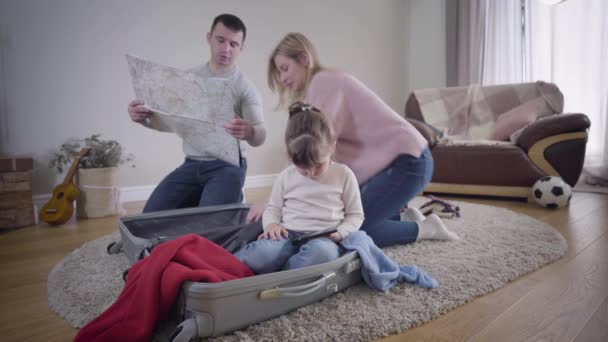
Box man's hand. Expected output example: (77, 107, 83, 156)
(246, 201, 266, 223)
(259, 223, 288, 241)
(224, 117, 254, 140)
(128, 99, 152, 123)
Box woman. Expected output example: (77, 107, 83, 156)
(250, 32, 458, 247)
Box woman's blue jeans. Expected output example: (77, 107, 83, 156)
(143, 157, 247, 213)
(359, 148, 433, 247)
(234, 231, 341, 274)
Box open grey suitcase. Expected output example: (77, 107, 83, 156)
(110, 203, 262, 264)
(110, 204, 362, 341)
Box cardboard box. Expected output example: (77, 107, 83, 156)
(0, 191, 33, 209)
(0, 206, 35, 229)
(0, 165, 35, 229)
(0, 172, 32, 193)
(0, 156, 34, 172)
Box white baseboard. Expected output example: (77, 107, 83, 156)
(244, 173, 277, 189)
(32, 173, 277, 208)
(119, 184, 156, 203)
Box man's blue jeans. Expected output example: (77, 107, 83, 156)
(143, 158, 247, 213)
(359, 148, 433, 247)
(234, 231, 341, 274)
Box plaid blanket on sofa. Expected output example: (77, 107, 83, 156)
(412, 81, 564, 140)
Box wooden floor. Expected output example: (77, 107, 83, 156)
(0, 188, 606, 342)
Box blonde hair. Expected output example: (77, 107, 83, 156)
(285, 102, 335, 169)
(268, 33, 324, 108)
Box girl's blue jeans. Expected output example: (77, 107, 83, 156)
(234, 231, 341, 274)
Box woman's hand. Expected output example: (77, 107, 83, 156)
(246, 202, 266, 223)
(259, 223, 288, 240)
(329, 232, 343, 242)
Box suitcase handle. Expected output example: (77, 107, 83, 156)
(258, 272, 336, 300)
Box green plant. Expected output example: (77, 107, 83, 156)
(49, 134, 135, 173)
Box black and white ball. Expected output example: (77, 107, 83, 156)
(532, 176, 572, 209)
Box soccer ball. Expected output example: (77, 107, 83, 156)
(531, 176, 572, 209)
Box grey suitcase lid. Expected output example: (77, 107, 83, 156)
(118, 203, 252, 251)
(120, 203, 251, 224)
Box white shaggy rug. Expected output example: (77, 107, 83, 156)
(48, 199, 567, 341)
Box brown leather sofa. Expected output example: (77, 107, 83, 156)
(404, 82, 591, 199)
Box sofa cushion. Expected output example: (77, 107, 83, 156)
(490, 97, 553, 141)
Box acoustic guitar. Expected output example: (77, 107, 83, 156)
(40, 147, 91, 225)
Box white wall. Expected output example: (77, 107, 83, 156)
(406, 0, 447, 91)
(0, 0, 445, 196)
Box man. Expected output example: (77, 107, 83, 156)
(128, 14, 266, 213)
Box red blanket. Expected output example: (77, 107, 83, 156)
(74, 234, 254, 342)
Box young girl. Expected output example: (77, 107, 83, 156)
(234, 102, 364, 274)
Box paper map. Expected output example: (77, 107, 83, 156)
(126, 54, 239, 166)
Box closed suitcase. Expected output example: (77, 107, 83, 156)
(112, 204, 362, 341)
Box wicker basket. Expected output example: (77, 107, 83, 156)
(76, 167, 122, 218)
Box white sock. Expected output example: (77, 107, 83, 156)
(400, 207, 425, 222)
(416, 214, 460, 241)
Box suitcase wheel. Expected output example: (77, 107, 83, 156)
(138, 247, 151, 260)
(107, 241, 123, 254)
(169, 317, 197, 342)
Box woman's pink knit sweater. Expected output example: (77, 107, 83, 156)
(305, 70, 427, 184)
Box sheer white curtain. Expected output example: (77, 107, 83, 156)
(528, 0, 608, 183)
(447, 0, 525, 86)
(481, 1, 526, 85)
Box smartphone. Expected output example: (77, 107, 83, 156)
(292, 227, 338, 244)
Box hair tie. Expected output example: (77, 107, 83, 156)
(288, 102, 320, 118)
